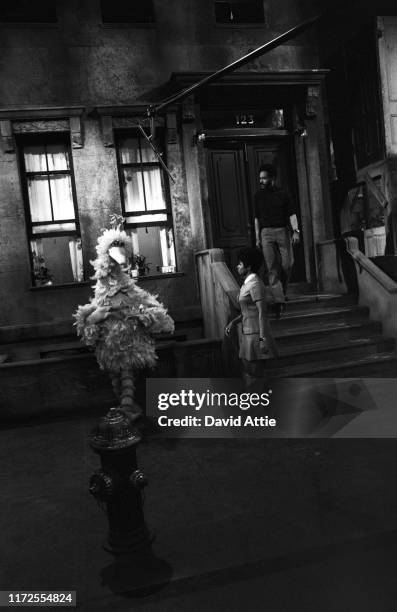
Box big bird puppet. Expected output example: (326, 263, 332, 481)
(74, 215, 174, 419)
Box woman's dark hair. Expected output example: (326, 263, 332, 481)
(237, 247, 264, 273)
(259, 163, 277, 179)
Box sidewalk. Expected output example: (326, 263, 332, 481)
(2, 412, 397, 610)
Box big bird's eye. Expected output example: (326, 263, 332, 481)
(111, 240, 124, 247)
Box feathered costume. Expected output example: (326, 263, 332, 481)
(74, 222, 174, 418)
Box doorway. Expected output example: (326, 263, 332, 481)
(205, 137, 306, 282)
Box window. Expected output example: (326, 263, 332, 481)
(100, 0, 155, 24)
(214, 1, 264, 24)
(18, 135, 84, 286)
(348, 23, 384, 169)
(116, 131, 176, 276)
(0, 0, 57, 23)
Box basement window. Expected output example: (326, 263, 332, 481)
(0, 0, 57, 23)
(116, 130, 177, 276)
(214, 1, 264, 24)
(18, 134, 85, 287)
(100, 0, 155, 24)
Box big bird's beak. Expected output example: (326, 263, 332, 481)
(109, 246, 127, 265)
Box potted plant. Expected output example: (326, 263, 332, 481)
(32, 252, 54, 286)
(130, 253, 151, 277)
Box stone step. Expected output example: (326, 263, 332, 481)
(0, 338, 225, 421)
(0, 313, 203, 344)
(281, 293, 356, 313)
(286, 281, 315, 295)
(0, 332, 189, 363)
(274, 320, 382, 348)
(274, 335, 395, 367)
(269, 305, 370, 332)
(269, 350, 397, 378)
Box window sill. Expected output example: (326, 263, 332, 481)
(133, 272, 185, 281)
(214, 23, 266, 28)
(29, 273, 185, 290)
(0, 22, 59, 29)
(100, 22, 156, 29)
(29, 281, 93, 291)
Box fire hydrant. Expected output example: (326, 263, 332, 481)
(89, 407, 151, 554)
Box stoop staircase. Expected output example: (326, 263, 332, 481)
(196, 250, 397, 379)
(267, 292, 397, 378)
(1, 288, 397, 421)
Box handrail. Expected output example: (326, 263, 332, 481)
(345, 237, 397, 293)
(211, 262, 240, 310)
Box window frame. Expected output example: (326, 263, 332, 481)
(115, 128, 173, 226)
(214, 0, 265, 25)
(17, 132, 83, 286)
(115, 128, 177, 273)
(100, 0, 155, 25)
(0, 0, 57, 23)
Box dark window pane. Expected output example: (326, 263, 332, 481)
(30, 236, 84, 286)
(215, 1, 264, 24)
(215, 2, 233, 23)
(0, 0, 57, 23)
(129, 226, 176, 275)
(101, 0, 155, 23)
(348, 23, 384, 168)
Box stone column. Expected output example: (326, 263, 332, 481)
(304, 85, 333, 245)
(181, 97, 207, 252)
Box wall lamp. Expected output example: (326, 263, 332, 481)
(196, 131, 207, 143)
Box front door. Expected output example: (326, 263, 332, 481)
(205, 142, 250, 274)
(206, 137, 306, 282)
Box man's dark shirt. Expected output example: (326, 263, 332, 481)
(254, 186, 295, 229)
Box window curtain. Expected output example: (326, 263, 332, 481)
(25, 144, 74, 222)
(140, 139, 157, 163)
(46, 143, 69, 171)
(130, 228, 140, 255)
(24, 145, 47, 172)
(50, 175, 75, 219)
(123, 169, 145, 212)
(30, 238, 44, 260)
(159, 227, 176, 267)
(24, 143, 69, 172)
(68, 237, 84, 282)
(119, 137, 139, 164)
(28, 177, 52, 221)
(143, 167, 165, 210)
(123, 167, 165, 212)
(140, 139, 165, 210)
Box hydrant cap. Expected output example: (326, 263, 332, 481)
(89, 407, 141, 450)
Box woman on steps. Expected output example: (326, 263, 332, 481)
(225, 247, 278, 387)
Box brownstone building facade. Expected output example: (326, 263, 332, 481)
(0, 0, 393, 333)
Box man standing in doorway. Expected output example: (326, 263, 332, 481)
(254, 164, 300, 318)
